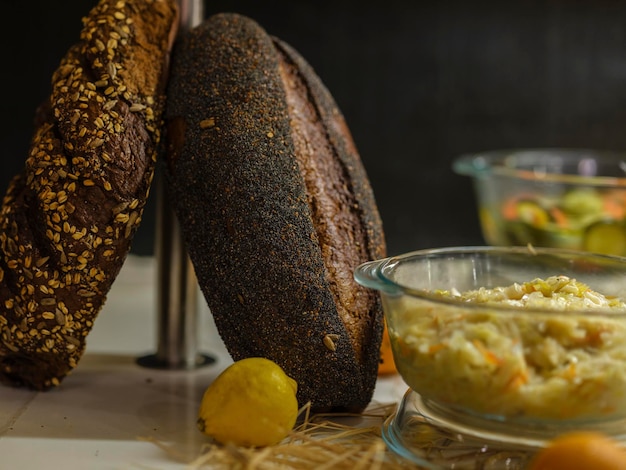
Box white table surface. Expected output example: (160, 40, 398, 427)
(0, 255, 407, 470)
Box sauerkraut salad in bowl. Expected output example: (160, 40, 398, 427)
(355, 246, 626, 428)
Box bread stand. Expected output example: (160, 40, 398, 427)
(136, 0, 214, 371)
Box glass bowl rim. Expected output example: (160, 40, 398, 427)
(452, 147, 626, 187)
(355, 245, 626, 317)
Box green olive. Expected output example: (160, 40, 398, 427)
(583, 221, 626, 256)
(560, 189, 604, 217)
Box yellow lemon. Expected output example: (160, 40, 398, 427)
(197, 357, 299, 447)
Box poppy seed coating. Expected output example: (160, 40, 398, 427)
(165, 13, 386, 412)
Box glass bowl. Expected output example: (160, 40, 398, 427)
(355, 246, 626, 467)
(453, 148, 626, 256)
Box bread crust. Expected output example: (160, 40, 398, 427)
(0, 0, 178, 390)
(165, 13, 386, 412)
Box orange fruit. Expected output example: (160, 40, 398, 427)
(378, 320, 397, 375)
(529, 431, 626, 470)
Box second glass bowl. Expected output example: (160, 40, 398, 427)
(453, 148, 626, 256)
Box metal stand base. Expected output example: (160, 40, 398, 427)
(136, 352, 215, 370)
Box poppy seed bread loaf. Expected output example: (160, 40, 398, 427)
(0, 0, 178, 390)
(165, 13, 387, 412)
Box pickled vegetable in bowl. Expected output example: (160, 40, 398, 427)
(453, 149, 626, 255)
(354, 246, 626, 435)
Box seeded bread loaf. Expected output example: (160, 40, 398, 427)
(0, 0, 178, 390)
(165, 13, 387, 412)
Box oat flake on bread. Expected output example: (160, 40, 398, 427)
(0, 0, 178, 390)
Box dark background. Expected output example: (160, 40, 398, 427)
(4, 0, 626, 257)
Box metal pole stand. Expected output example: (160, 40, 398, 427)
(137, 0, 213, 370)
(137, 168, 214, 369)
